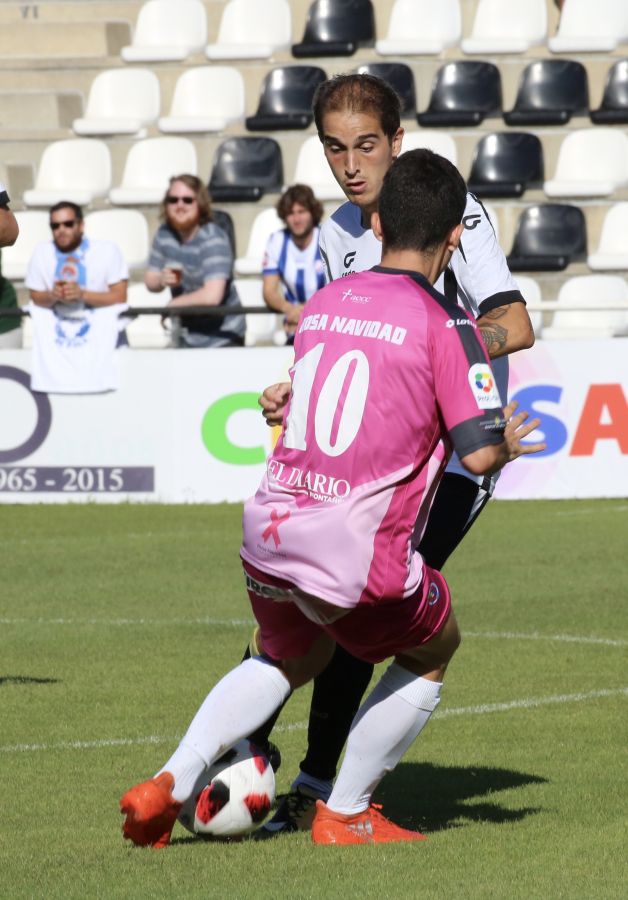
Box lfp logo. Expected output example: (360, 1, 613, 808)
(468, 363, 501, 410)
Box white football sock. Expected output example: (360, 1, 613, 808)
(327, 663, 442, 816)
(158, 657, 291, 802)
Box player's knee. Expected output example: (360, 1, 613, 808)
(280, 634, 335, 689)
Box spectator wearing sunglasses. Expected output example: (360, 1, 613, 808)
(26, 200, 128, 311)
(145, 174, 245, 348)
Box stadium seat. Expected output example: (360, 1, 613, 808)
(291, 136, 345, 201)
(590, 60, 628, 125)
(417, 61, 501, 127)
(234, 278, 282, 346)
(23, 139, 111, 207)
(541, 275, 628, 339)
(206, 0, 291, 60)
(374, 0, 461, 56)
(0, 210, 50, 280)
(292, 0, 375, 58)
(544, 129, 628, 198)
(212, 209, 237, 257)
(587, 203, 628, 270)
(235, 207, 282, 275)
(158, 67, 245, 134)
(461, 0, 547, 54)
(245, 66, 326, 132)
(354, 63, 416, 119)
(126, 282, 170, 349)
(72, 69, 160, 137)
(84, 210, 150, 269)
(467, 132, 543, 198)
(507, 204, 587, 272)
(121, 0, 207, 62)
(109, 137, 197, 206)
(209, 137, 283, 202)
(513, 275, 543, 335)
(400, 131, 458, 166)
(504, 60, 589, 126)
(548, 0, 628, 53)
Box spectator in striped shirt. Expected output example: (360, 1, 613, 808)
(262, 184, 326, 345)
(146, 174, 245, 348)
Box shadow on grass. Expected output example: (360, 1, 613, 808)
(374, 762, 547, 831)
(0, 675, 60, 685)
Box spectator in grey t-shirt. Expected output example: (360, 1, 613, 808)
(145, 174, 245, 348)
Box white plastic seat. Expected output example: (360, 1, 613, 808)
(291, 136, 346, 202)
(109, 137, 197, 206)
(541, 275, 628, 339)
(544, 129, 628, 198)
(84, 210, 150, 269)
(549, 0, 628, 53)
(513, 275, 543, 335)
(125, 282, 170, 348)
(235, 208, 283, 275)
(376, 0, 461, 56)
(121, 0, 207, 62)
(73, 69, 160, 137)
(462, 0, 547, 54)
(206, 0, 291, 60)
(587, 203, 628, 270)
(234, 278, 282, 346)
(1, 211, 50, 280)
(158, 67, 245, 134)
(23, 139, 111, 207)
(400, 131, 458, 166)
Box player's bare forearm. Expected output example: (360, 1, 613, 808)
(477, 302, 535, 359)
(259, 381, 291, 427)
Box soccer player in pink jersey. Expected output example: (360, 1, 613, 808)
(120, 149, 545, 847)
(251, 73, 536, 837)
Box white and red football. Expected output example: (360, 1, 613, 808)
(177, 740, 276, 838)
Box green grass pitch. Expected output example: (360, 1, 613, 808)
(1, 500, 626, 899)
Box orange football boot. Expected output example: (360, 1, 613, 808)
(311, 800, 427, 845)
(120, 772, 182, 848)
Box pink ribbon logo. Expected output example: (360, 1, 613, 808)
(262, 509, 291, 548)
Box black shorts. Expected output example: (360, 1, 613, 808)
(416, 472, 492, 571)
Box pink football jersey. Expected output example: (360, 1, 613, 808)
(241, 267, 505, 609)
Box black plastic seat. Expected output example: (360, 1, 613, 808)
(292, 0, 376, 58)
(246, 66, 327, 132)
(354, 62, 416, 119)
(467, 132, 543, 198)
(209, 138, 283, 202)
(212, 209, 236, 256)
(590, 59, 628, 124)
(504, 60, 589, 126)
(417, 61, 501, 127)
(507, 204, 587, 272)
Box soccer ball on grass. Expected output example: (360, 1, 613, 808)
(177, 740, 276, 839)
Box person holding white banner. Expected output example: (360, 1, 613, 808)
(25, 201, 128, 393)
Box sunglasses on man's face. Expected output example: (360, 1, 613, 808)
(50, 220, 78, 230)
(166, 195, 196, 205)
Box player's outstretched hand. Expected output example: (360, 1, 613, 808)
(502, 400, 546, 461)
(259, 381, 291, 427)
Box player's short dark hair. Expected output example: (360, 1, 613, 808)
(378, 149, 467, 253)
(313, 73, 401, 141)
(276, 184, 324, 226)
(49, 200, 83, 222)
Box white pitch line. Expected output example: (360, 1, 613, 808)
(1, 688, 626, 756)
(465, 631, 628, 648)
(1, 618, 626, 648)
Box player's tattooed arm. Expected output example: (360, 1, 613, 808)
(476, 302, 535, 359)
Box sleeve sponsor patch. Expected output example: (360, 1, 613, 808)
(468, 363, 502, 410)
